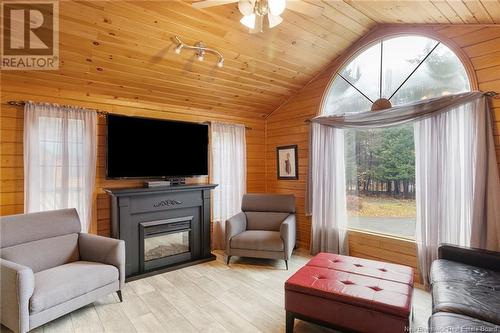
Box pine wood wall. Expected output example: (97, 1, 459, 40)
(265, 25, 500, 272)
(0, 89, 266, 235)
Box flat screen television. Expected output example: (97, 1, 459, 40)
(106, 114, 209, 178)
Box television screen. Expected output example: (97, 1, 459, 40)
(106, 114, 208, 178)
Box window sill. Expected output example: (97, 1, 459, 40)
(347, 228, 416, 244)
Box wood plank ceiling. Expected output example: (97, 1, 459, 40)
(2, 0, 500, 119)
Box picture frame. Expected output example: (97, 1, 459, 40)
(276, 145, 298, 180)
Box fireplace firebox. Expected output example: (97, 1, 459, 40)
(140, 216, 193, 271)
(105, 184, 217, 278)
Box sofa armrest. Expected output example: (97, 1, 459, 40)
(280, 214, 296, 260)
(79, 233, 126, 289)
(0, 259, 34, 333)
(225, 212, 247, 252)
(438, 243, 500, 272)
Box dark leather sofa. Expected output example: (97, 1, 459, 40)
(429, 244, 500, 332)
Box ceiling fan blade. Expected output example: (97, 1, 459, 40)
(192, 0, 238, 9)
(268, 14, 283, 28)
(286, 0, 324, 18)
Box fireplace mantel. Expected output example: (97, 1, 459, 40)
(105, 184, 217, 279)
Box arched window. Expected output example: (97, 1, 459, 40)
(321, 35, 470, 238)
(322, 35, 470, 116)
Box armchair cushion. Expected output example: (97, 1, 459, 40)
(245, 212, 290, 231)
(241, 193, 295, 213)
(432, 280, 500, 325)
(231, 230, 284, 252)
(30, 261, 118, 314)
(430, 259, 500, 290)
(1, 234, 79, 273)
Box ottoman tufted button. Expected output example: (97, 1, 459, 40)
(369, 286, 383, 291)
(379, 268, 388, 272)
(340, 280, 355, 285)
(354, 264, 363, 267)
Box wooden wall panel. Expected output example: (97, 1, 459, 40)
(0, 89, 266, 236)
(348, 230, 421, 285)
(265, 25, 500, 260)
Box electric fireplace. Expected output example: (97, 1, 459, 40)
(105, 184, 217, 278)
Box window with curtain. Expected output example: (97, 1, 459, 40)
(24, 102, 97, 232)
(210, 122, 246, 250)
(322, 35, 470, 239)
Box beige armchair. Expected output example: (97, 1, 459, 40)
(0, 209, 125, 333)
(225, 194, 296, 269)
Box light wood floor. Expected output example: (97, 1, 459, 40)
(3, 250, 431, 333)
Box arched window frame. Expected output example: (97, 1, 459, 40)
(315, 30, 477, 239)
(318, 29, 477, 117)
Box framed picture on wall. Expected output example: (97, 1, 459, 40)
(276, 145, 298, 180)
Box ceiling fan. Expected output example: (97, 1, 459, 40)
(192, 0, 324, 33)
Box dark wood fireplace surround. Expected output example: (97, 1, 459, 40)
(105, 184, 217, 279)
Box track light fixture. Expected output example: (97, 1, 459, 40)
(173, 36, 224, 68)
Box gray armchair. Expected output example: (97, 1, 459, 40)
(0, 209, 125, 333)
(225, 194, 296, 269)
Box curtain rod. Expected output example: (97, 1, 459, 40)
(6, 100, 252, 130)
(202, 121, 252, 131)
(303, 91, 499, 123)
(7, 100, 108, 116)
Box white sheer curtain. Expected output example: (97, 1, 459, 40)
(210, 122, 246, 250)
(308, 92, 499, 283)
(309, 123, 348, 255)
(415, 96, 500, 284)
(24, 102, 97, 232)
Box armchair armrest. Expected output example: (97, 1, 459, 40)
(438, 243, 500, 272)
(0, 259, 34, 333)
(225, 212, 247, 252)
(79, 233, 126, 289)
(280, 214, 296, 260)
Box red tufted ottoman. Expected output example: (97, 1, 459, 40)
(285, 253, 414, 333)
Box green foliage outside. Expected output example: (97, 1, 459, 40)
(345, 124, 416, 199)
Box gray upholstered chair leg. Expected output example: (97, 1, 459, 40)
(226, 255, 232, 265)
(117, 290, 123, 302)
(285, 260, 289, 270)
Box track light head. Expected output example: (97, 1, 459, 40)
(217, 58, 224, 68)
(174, 44, 183, 54)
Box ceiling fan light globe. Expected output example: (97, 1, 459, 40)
(268, 0, 286, 16)
(240, 13, 256, 29)
(174, 45, 183, 54)
(238, 0, 255, 16)
(268, 14, 283, 28)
